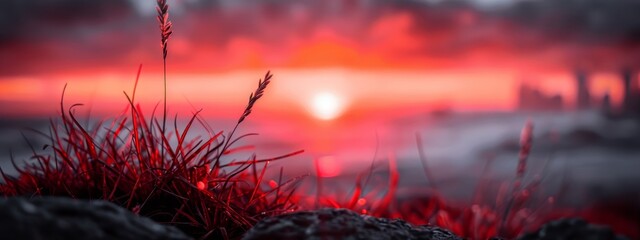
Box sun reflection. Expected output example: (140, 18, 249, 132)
(315, 156, 342, 178)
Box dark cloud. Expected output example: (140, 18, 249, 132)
(492, 0, 640, 69)
(1, 0, 640, 77)
(0, 0, 134, 43)
(502, 0, 640, 44)
(0, 0, 143, 75)
(388, 0, 640, 69)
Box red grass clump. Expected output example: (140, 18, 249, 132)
(304, 120, 569, 239)
(304, 119, 638, 239)
(0, 2, 306, 238)
(1, 2, 305, 238)
(0, 70, 304, 239)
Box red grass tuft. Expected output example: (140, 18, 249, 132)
(0, 71, 303, 239)
(4, 5, 307, 238)
(305, 121, 567, 239)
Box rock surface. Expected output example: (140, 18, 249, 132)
(243, 208, 463, 240)
(517, 218, 629, 240)
(0, 196, 192, 240)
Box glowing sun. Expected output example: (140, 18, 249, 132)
(310, 92, 344, 120)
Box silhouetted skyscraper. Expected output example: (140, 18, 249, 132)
(601, 91, 612, 116)
(576, 70, 591, 109)
(622, 68, 638, 112)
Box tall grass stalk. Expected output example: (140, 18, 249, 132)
(156, 0, 172, 160)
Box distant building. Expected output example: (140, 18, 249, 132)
(576, 70, 591, 110)
(518, 69, 639, 115)
(601, 91, 612, 116)
(622, 68, 639, 113)
(517, 83, 564, 111)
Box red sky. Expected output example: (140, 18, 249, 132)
(1, 0, 639, 119)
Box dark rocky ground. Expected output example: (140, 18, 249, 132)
(0, 197, 631, 240)
(243, 208, 463, 240)
(243, 208, 629, 240)
(0, 197, 192, 240)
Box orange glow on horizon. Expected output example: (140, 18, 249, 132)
(0, 69, 631, 118)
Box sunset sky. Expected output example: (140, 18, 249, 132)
(1, 0, 639, 119)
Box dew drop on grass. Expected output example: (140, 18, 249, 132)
(197, 181, 206, 190)
(268, 180, 278, 189)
